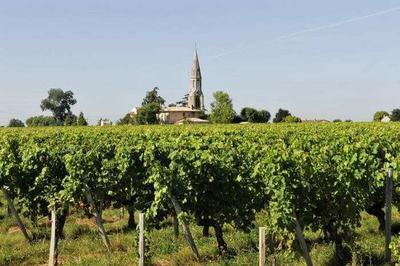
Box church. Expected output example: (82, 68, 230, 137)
(157, 50, 208, 124)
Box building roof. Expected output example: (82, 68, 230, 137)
(175, 117, 209, 124)
(191, 50, 201, 79)
(302, 119, 330, 123)
(161, 106, 202, 112)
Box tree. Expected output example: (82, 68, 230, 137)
(373, 111, 389, 122)
(256, 110, 271, 123)
(137, 103, 161, 124)
(40, 88, 77, 123)
(8, 119, 25, 127)
(26, 116, 59, 127)
(333, 119, 342, 123)
(240, 107, 258, 122)
(77, 112, 88, 126)
(176, 94, 189, 107)
(232, 115, 243, 123)
(210, 91, 236, 124)
(391, 109, 400, 122)
(136, 87, 166, 125)
(284, 115, 301, 123)
(117, 113, 136, 125)
(240, 108, 271, 123)
(64, 114, 77, 126)
(273, 109, 291, 123)
(142, 87, 165, 106)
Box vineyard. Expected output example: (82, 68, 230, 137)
(1, 123, 400, 265)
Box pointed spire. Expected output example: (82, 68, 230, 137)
(191, 49, 201, 78)
(188, 48, 204, 110)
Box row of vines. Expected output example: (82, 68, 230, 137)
(0, 123, 399, 263)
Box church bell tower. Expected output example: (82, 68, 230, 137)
(188, 50, 205, 110)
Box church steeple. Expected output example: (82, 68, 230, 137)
(191, 49, 202, 79)
(188, 49, 204, 110)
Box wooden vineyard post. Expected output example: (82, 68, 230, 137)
(139, 213, 145, 266)
(259, 227, 265, 266)
(48, 206, 57, 266)
(84, 187, 111, 251)
(169, 193, 200, 261)
(385, 168, 393, 262)
(294, 217, 313, 266)
(1, 188, 30, 242)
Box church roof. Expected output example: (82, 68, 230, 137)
(161, 106, 201, 112)
(175, 117, 209, 124)
(191, 50, 201, 78)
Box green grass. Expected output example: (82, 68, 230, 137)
(0, 195, 398, 266)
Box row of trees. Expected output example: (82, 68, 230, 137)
(7, 87, 400, 127)
(209, 91, 301, 124)
(8, 89, 88, 127)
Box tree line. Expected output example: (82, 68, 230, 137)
(373, 109, 400, 122)
(8, 88, 88, 127)
(117, 88, 302, 125)
(8, 87, 400, 127)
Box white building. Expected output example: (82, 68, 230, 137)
(381, 116, 391, 123)
(99, 118, 113, 126)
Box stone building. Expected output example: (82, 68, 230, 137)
(158, 50, 208, 124)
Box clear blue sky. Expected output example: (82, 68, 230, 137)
(1, 0, 400, 125)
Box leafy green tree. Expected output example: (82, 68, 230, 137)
(256, 110, 271, 123)
(373, 111, 389, 122)
(137, 103, 161, 124)
(232, 115, 243, 123)
(284, 115, 301, 123)
(8, 119, 25, 127)
(333, 119, 342, 123)
(136, 87, 166, 125)
(117, 113, 136, 125)
(142, 87, 165, 106)
(240, 108, 271, 123)
(26, 116, 59, 127)
(210, 91, 236, 124)
(40, 88, 77, 123)
(64, 114, 77, 126)
(240, 107, 258, 122)
(391, 109, 400, 122)
(77, 112, 88, 126)
(176, 94, 189, 107)
(273, 109, 291, 123)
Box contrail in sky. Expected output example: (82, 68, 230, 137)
(210, 5, 400, 59)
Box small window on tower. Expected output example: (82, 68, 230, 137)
(192, 80, 195, 87)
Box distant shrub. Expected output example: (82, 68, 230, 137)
(284, 115, 301, 123)
(26, 116, 59, 127)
